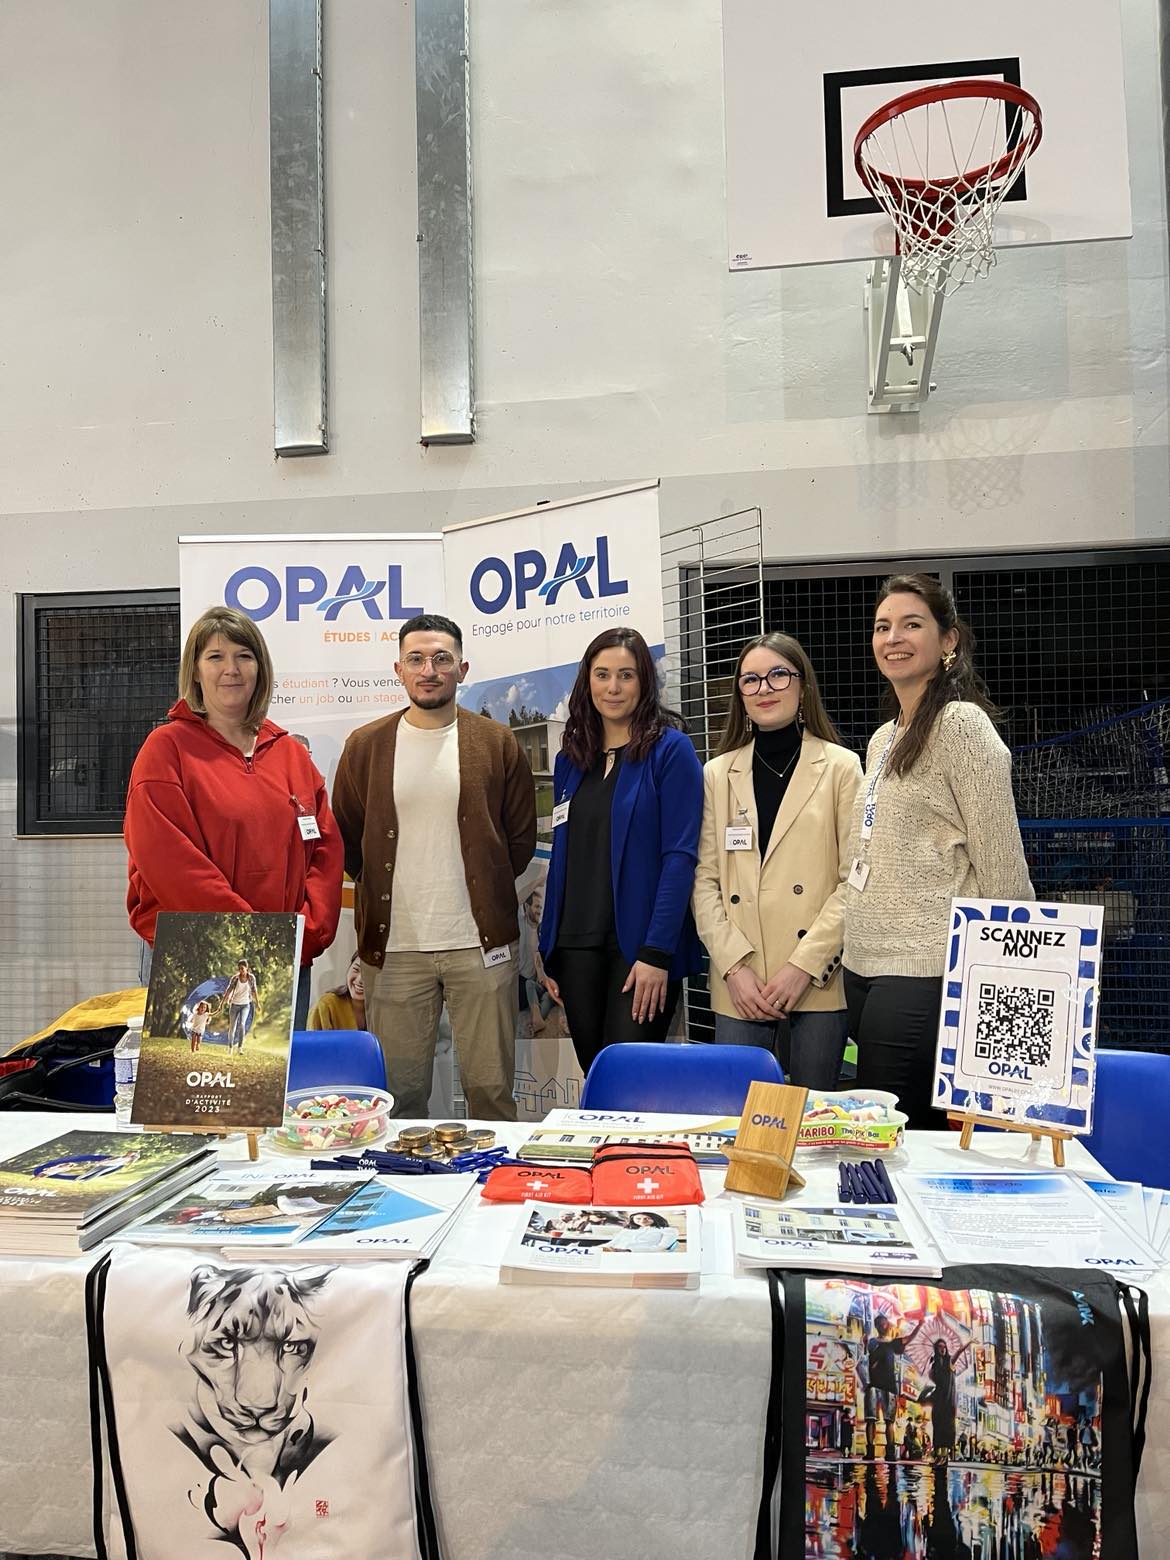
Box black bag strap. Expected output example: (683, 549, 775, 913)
(84, 1251, 138, 1560)
(753, 1269, 786, 1560)
(1117, 1281, 1152, 1479)
(403, 1260, 442, 1560)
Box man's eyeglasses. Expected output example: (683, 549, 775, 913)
(402, 651, 458, 671)
(738, 666, 802, 695)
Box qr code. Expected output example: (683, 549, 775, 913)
(973, 982, 1055, 1067)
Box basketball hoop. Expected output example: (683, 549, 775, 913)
(854, 79, 1043, 297)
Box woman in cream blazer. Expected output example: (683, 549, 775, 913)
(692, 632, 862, 1090)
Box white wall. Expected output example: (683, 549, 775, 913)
(1, 0, 1167, 1042)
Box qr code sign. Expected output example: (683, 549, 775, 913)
(974, 982, 1055, 1067)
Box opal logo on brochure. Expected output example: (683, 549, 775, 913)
(224, 565, 425, 623)
(469, 536, 629, 614)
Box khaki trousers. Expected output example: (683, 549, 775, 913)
(362, 944, 519, 1121)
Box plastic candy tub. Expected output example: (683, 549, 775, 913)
(268, 1087, 394, 1154)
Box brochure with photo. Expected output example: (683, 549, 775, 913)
(0, 1130, 217, 1223)
(235, 1174, 479, 1261)
(132, 910, 304, 1131)
(732, 1200, 942, 1279)
(519, 1108, 738, 1167)
(899, 1170, 1165, 1277)
(500, 1202, 701, 1289)
(115, 1168, 370, 1247)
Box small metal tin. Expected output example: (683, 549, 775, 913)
(399, 1127, 435, 1148)
(433, 1122, 468, 1142)
(411, 1144, 444, 1161)
(441, 1138, 475, 1157)
(466, 1129, 496, 1149)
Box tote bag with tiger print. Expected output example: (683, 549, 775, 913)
(86, 1245, 439, 1560)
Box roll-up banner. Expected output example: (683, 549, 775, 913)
(178, 533, 446, 1019)
(442, 481, 663, 1118)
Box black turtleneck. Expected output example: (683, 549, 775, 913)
(752, 722, 803, 856)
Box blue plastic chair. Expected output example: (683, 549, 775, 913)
(1081, 1048, 1170, 1189)
(579, 1042, 783, 1114)
(288, 1030, 388, 1093)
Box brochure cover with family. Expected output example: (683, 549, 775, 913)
(132, 911, 303, 1130)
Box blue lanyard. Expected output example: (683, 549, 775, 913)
(860, 722, 899, 842)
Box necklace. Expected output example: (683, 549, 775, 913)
(754, 741, 801, 785)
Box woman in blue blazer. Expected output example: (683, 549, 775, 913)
(540, 627, 704, 1075)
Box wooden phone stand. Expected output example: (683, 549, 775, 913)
(725, 1081, 810, 1199)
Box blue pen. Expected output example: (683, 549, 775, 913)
(858, 1162, 885, 1202)
(874, 1157, 897, 1203)
(838, 1161, 851, 1202)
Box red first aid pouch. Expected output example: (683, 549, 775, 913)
(590, 1141, 704, 1206)
(480, 1165, 594, 1203)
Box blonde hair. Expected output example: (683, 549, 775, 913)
(178, 607, 273, 732)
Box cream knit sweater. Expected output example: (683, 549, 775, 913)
(843, 701, 1034, 978)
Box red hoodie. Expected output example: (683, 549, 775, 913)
(124, 701, 343, 963)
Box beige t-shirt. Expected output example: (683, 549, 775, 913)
(387, 718, 481, 952)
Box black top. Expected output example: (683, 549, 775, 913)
(554, 747, 672, 969)
(555, 748, 624, 948)
(752, 722, 803, 856)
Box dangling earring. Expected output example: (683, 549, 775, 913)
(797, 699, 806, 728)
(942, 649, 957, 672)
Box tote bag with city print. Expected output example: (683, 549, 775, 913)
(86, 1246, 440, 1560)
(756, 1265, 1150, 1560)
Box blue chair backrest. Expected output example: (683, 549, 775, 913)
(1081, 1047, 1170, 1190)
(580, 1042, 783, 1114)
(288, 1030, 388, 1093)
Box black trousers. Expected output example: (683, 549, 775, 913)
(550, 938, 681, 1078)
(843, 969, 944, 1131)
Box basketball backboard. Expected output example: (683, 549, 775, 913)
(722, 0, 1132, 271)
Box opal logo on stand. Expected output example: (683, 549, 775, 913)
(469, 536, 629, 614)
(224, 565, 425, 623)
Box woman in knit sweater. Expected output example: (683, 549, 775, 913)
(843, 574, 1033, 1127)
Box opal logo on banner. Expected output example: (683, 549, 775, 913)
(469, 537, 629, 614)
(224, 565, 425, 623)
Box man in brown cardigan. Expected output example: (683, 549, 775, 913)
(332, 614, 537, 1119)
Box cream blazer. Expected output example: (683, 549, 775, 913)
(692, 734, 862, 1017)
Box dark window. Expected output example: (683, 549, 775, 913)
(684, 546, 1170, 1052)
(17, 591, 181, 835)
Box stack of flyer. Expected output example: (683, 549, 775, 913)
(519, 1108, 737, 1167)
(731, 1199, 942, 1279)
(114, 1168, 372, 1248)
(0, 1130, 217, 1256)
(238, 1173, 479, 1261)
(500, 1203, 701, 1289)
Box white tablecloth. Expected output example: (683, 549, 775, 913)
(0, 1114, 1164, 1559)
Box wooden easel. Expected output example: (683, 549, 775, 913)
(144, 1125, 264, 1161)
(724, 1081, 810, 1199)
(947, 1111, 1072, 1167)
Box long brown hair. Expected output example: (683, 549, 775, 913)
(561, 628, 685, 770)
(716, 632, 841, 756)
(875, 573, 999, 777)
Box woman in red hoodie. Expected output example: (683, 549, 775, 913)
(124, 606, 343, 1027)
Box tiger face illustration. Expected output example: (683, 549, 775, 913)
(175, 1264, 334, 1497)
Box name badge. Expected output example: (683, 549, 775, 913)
(482, 945, 512, 969)
(848, 857, 870, 892)
(725, 824, 753, 851)
(552, 800, 570, 828)
(297, 814, 322, 841)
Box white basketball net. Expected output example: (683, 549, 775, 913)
(856, 85, 1042, 298)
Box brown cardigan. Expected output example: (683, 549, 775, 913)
(331, 706, 537, 967)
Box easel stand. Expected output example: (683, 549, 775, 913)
(724, 1081, 810, 1200)
(144, 1125, 263, 1161)
(947, 1112, 1071, 1168)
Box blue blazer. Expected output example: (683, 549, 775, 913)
(539, 725, 705, 980)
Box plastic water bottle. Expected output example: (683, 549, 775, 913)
(113, 1016, 144, 1129)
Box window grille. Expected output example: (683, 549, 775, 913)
(17, 591, 181, 835)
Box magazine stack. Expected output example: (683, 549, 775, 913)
(0, 1130, 217, 1256)
(500, 1203, 701, 1289)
